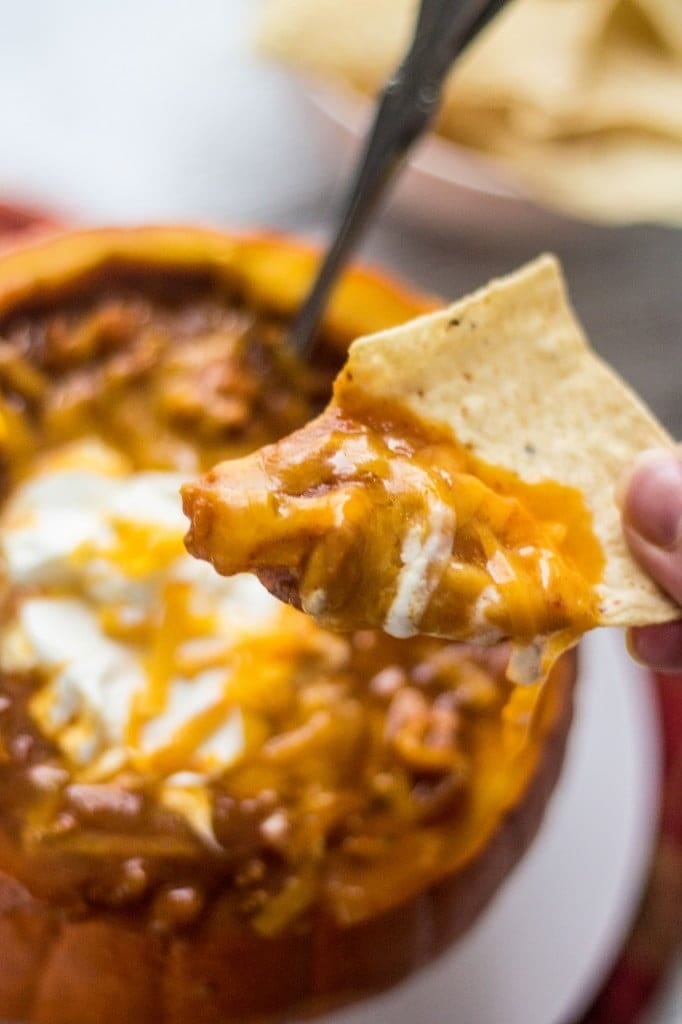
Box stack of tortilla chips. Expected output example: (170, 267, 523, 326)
(259, 0, 682, 224)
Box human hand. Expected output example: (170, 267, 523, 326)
(621, 448, 682, 671)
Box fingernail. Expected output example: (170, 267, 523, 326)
(625, 628, 646, 666)
(622, 448, 682, 550)
(626, 623, 682, 673)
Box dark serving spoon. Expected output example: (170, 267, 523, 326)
(289, 0, 514, 359)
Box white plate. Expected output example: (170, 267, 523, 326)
(310, 630, 661, 1024)
(308, 85, 585, 241)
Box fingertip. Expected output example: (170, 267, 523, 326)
(619, 447, 682, 551)
(615, 447, 675, 510)
(626, 622, 682, 673)
(625, 628, 646, 666)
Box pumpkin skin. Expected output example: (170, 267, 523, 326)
(0, 227, 577, 1023)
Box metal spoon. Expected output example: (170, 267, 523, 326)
(289, 0, 513, 359)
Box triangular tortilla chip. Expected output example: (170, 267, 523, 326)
(593, 0, 682, 60)
(183, 257, 678, 683)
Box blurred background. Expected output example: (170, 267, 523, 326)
(0, 1, 679, 1021)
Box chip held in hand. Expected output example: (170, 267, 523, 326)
(183, 256, 679, 683)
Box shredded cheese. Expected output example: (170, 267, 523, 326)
(0, 439, 328, 844)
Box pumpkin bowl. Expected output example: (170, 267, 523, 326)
(0, 227, 577, 1023)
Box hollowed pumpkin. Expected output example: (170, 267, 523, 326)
(0, 227, 576, 1023)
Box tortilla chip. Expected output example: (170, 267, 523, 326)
(259, 0, 593, 125)
(258, 0, 409, 98)
(335, 255, 677, 627)
(489, 130, 682, 224)
(592, 0, 682, 60)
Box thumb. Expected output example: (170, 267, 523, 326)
(621, 447, 682, 606)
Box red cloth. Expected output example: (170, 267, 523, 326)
(0, 199, 65, 253)
(578, 672, 682, 1023)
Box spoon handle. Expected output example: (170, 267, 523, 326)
(290, 0, 513, 359)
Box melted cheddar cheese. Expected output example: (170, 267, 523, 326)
(184, 402, 605, 683)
